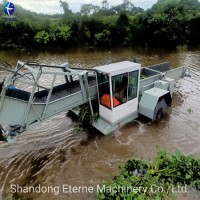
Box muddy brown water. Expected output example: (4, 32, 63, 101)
(0, 48, 200, 200)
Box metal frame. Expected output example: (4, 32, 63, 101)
(0, 60, 187, 142)
(0, 61, 98, 134)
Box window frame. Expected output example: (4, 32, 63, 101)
(128, 70, 139, 101)
(97, 73, 112, 110)
(111, 70, 139, 108)
(112, 72, 128, 108)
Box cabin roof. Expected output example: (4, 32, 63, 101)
(94, 61, 141, 76)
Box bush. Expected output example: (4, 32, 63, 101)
(97, 150, 200, 200)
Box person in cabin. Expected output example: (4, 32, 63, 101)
(113, 76, 128, 103)
(100, 83, 120, 108)
(101, 93, 120, 108)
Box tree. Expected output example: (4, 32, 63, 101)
(1, 0, 200, 48)
(122, 0, 134, 11)
(111, 13, 132, 47)
(189, 14, 200, 45)
(94, 29, 111, 47)
(80, 4, 100, 16)
(111, 0, 134, 13)
(59, 0, 72, 15)
(102, 0, 109, 10)
(144, 0, 193, 47)
(34, 31, 49, 45)
(49, 25, 71, 46)
(81, 4, 92, 16)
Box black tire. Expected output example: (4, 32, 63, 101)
(156, 108, 164, 120)
(0, 126, 6, 141)
(154, 99, 168, 120)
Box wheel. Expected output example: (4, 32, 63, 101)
(0, 129, 4, 140)
(154, 99, 168, 120)
(156, 108, 164, 120)
(0, 125, 6, 141)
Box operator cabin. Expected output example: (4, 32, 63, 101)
(93, 61, 140, 134)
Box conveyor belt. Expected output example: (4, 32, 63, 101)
(3, 76, 97, 103)
(34, 76, 97, 103)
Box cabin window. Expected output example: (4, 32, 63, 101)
(128, 70, 139, 100)
(112, 73, 128, 107)
(97, 73, 111, 109)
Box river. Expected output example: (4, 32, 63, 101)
(0, 48, 199, 200)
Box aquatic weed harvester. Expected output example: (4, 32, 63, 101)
(0, 60, 188, 142)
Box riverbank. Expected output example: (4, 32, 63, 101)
(1, 0, 200, 50)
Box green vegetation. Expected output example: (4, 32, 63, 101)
(97, 150, 200, 200)
(72, 103, 99, 134)
(140, 74, 146, 80)
(0, 0, 200, 48)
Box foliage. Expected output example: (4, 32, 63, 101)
(143, 0, 193, 47)
(34, 31, 49, 45)
(81, 4, 100, 16)
(94, 30, 111, 47)
(49, 25, 71, 46)
(59, 0, 72, 15)
(97, 150, 200, 200)
(140, 74, 146, 80)
(73, 104, 99, 134)
(101, 0, 109, 10)
(110, 0, 135, 14)
(0, 0, 200, 48)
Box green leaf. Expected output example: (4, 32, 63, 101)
(185, 174, 191, 179)
(116, 196, 120, 200)
(177, 172, 181, 176)
(155, 196, 160, 200)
